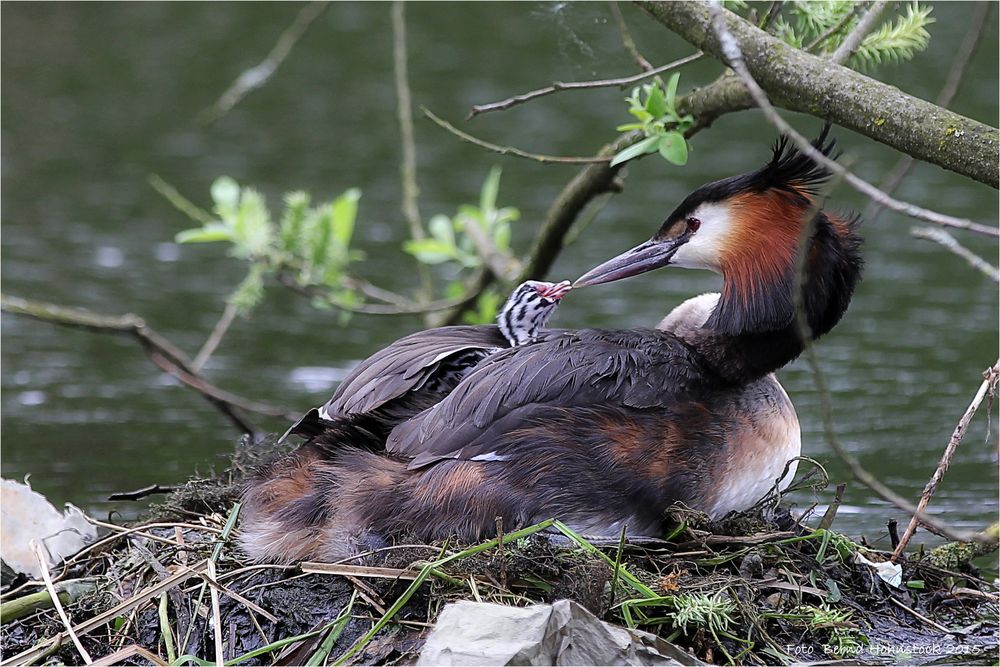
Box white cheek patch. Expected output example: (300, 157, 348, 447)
(669, 201, 733, 273)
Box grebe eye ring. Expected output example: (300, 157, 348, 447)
(686, 217, 701, 233)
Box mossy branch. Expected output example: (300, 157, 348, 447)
(636, 0, 999, 189)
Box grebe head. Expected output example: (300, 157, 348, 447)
(497, 280, 572, 347)
(575, 124, 861, 337)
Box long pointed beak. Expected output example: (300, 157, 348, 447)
(574, 237, 684, 287)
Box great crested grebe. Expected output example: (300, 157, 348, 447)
(240, 126, 862, 563)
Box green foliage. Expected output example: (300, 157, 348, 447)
(800, 605, 869, 656)
(404, 167, 518, 269)
(167, 168, 520, 324)
(175, 177, 365, 317)
(851, 3, 934, 69)
(761, 1, 934, 69)
(612, 75, 694, 167)
(462, 288, 503, 325)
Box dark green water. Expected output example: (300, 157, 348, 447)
(2, 3, 997, 548)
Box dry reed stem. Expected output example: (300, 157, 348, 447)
(31, 540, 93, 664)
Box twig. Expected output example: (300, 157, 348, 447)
(31, 540, 93, 664)
(609, 1, 655, 71)
(892, 362, 1000, 560)
(495, 516, 507, 590)
(468, 52, 703, 119)
(391, 1, 433, 308)
(0, 294, 297, 432)
(829, 0, 888, 65)
(392, 2, 423, 241)
(198, 2, 330, 124)
(804, 2, 866, 53)
(148, 174, 214, 226)
(107, 484, 177, 502)
(300, 562, 421, 581)
(276, 272, 472, 314)
(206, 559, 224, 666)
(704, 1, 997, 237)
(193, 302, 238, 372)
(863, 3, 991, 222)
(158, 593, 177, 665)
(911, 227, 1000, 282)
(886, 596, 957, 635)
(463, 215, 521, 281)
(422, 107, 610, 164)
(756, 1, 783, 30)
(818, 483, 846, 530)
(887, 518, 900, 550)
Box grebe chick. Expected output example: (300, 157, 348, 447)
(280, 280, 571, 442)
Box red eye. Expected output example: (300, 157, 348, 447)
(686, 217, 701, 232)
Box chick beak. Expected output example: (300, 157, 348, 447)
(573, 237, 685, 287)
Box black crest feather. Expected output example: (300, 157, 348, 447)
(661, 123, 842, 225)
(754, 122, 839, 197)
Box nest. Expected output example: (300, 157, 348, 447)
(2, 440, 997, 666)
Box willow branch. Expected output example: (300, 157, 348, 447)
(392, 2, 424, 242)
(275, 274, 472, 315)
(609, 1, 656, 71)
(467, 52, 703, 119)
(422, 107, 610, 164)
(691, 1, 998, 237)
(911, 227, 1000, 282)
(192, 302, 238, 372)
(198, 2, 330, 125)
(892, 363, 1000, 560)
(0, 295, 298, 432)
(462, 218, 521, 282)
(864, 2, 992, 222)
(637, 0, 1000, 190)
(804, 2, 865, 53)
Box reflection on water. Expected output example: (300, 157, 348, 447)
(2, 3, 997, 543)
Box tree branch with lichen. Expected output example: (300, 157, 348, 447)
(636, 0, 999, 189)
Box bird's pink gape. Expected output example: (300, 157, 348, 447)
(538, 280, 572, 300)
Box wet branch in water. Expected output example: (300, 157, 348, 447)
(0, 294, 299, 434)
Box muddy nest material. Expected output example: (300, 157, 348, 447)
(2, 444, 997, 666)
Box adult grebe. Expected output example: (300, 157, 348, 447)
(239, 126, 861, 562)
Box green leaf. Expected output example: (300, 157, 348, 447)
(232, 189, 273, 258)
(664, 72, 680, 111)
(228, 264, 266, 316)
(210, 176, 240, 218)
(493, 221, 511, 250)
(479, 166, 502, 214)
(280, 191, 310, 253)
(175, 225, 232, 244)
(610, 135, 661, 167)
(905, 580, 925, 590)
(616, 123, 644, 132)
(403, 238, 455, 264)
(645, 82, 667, 118)
(428, 214, 455, 246)
(331, 188, 361, 249)
(657, 132, 689, 166)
